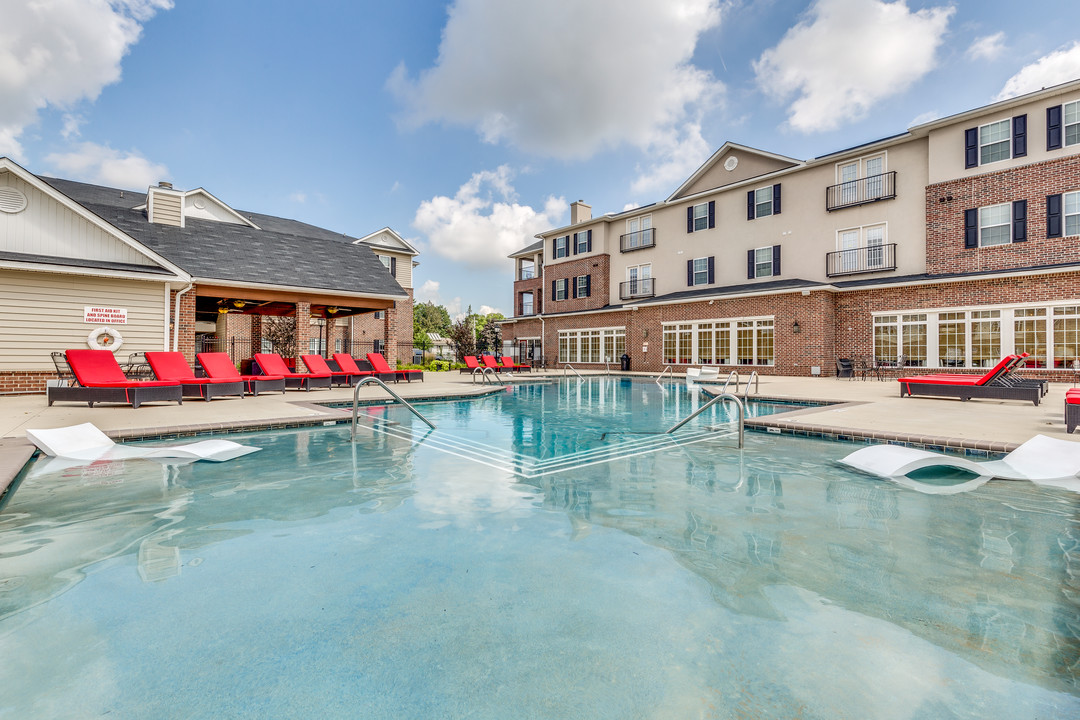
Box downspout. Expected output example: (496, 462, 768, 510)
(172, 282, 194, 351)
(163, 283, 171, 350)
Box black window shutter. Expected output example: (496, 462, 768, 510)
(747, 249, 755, 279)
(1048, 193, 1063, 238)
(687, 207, 694, 233)
(687, 259, 694, 286)
(552, 279, 557, 299)
(1012, 200, 1027, 243)
(586, 229, 592, 252)
(707, 201, 715, 229)
(964, 209, 978, 248)
(572, 234, 579, 255)
(551, 239, 557, 256)
(747, 190, 755, 220)
(707, 256, 715, 284)
(772, 245, 781, 276)
(1012, 114, 1027, 158)
(773, 184, 782, 215)
(572, 277, 578, 299)
(965, 127, 978, 168)
(390, 257, 397, 277)
(585, 275, 591, 298)
(1048, 105, 1063, 150)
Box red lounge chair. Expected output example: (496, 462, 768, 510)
(145, 351, 245, 401)
(367, 352, 423, 382)
(196, 352, 286, 396)
(459, 355, 481, 374)
(47, 349, 183, 408)
(302, 354, 365, 387)
(500, 356, 531, 372)
(253, 353, 332, 391)
(331, 353, 374, 383)
(898, 354, 1041, 405)
(1067, 390, 1080, 433)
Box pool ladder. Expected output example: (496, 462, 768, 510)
(666, 392, 744, 448)
(654, 366, 673, 385)
(472, 366, 501, 384)
(351, 376, 436, 439)
(563, 363, 584, 379)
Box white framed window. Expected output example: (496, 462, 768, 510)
(754, 186, 773, 218)
(1066, 100, 1080, 147)
(836, 224, 887, 273)
(692, 257, 709, 286)
(554, 278, 568, 301)
(553, 236, 570, 259)
(753, 247, 773, 278)
(979, 119, 1011, 165)
(662, 317, 773, 366)
(979, 203, 1011, 246)
(836, 153, 886, 204)
(1065, 190, 1080, 237)
(378, 254, 391, 270)
(624, 215, 653, 249)
(574, 230, 590, 254)
(575, 275, 589, 298)
(373, 310, 385, 320)
(558, 328, 625, 363)
(692, 203, 709, 231)
(520, 292, 534, 316)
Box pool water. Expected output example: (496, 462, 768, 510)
(1, 378, 1077, 718)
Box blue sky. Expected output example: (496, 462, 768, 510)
(3, 0, 1080, 318)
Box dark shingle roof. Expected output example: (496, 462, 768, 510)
(40, 177, 407, 297)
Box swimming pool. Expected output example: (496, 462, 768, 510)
(1, 378, 1077, 718)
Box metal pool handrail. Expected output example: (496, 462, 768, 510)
(472, 366, 500, 384)
(654, 365, 673, 385)
(351, 376, 436, 439)
(720, 370, 740, 394)
(743, 371, 759, 400)
(666, 392, 744, 448)
(564, 363, 584, 379)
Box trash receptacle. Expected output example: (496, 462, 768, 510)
(620, 353, 631, 372)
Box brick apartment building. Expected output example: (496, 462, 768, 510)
(501, 79, 1080, 378)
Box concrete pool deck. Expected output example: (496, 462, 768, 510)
(1, 370, 1075, 493)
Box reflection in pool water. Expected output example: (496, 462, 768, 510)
(0, 378, 1077, 718)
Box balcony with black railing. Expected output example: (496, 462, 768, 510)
(620, 227, 655, 253)
(825, 171, 896, 211)
(620, 278, 655, 300)
(825, 243, 897, 277)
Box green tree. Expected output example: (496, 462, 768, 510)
(413, 301, 451, 337)
(447, 317, 476, 361)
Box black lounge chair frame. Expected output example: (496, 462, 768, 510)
(899, 380, 1041, 406)
(47, 384, 183, 409)
(244, 377, 287, 396)
(179, 380, 246, 401)
(1067, 402, 1080, 434)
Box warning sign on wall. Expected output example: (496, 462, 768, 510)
(84, 306, 128, 324)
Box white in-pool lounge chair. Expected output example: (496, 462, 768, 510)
(686, 366, 720, 384)
(27, 423, 260, 465)
(838, 434, 1080, 493)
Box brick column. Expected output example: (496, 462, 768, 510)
(384, 301, 399, 365)
(294, 302, 313, 367)
(170, 287, 197, 365)
(250, 315, 263, 357)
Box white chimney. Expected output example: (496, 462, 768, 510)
(570, 200, 591, 225)
(147, 182, 184, 227)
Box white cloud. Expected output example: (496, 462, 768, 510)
(60, 113, 84, 140)
(416, 280, 441, 303)
(288, 191, 307, 203)
(754, 0, 954, 133)
(478, 305, 503, 316)
(388, 0, 723, 163)
(630, 120, 711, 196)
(45, 142, 168, 189)
(995, 42, 1080, 101)
(413, 165, 567, 269)
(908, 110, 940, 127)
(0, 0, 173, 158)
(967, 32, 1005, 62)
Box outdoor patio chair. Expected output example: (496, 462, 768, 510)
(836, 358, 854, 379)
(367, 352, 423, 382)
(500, 356, 531, 372)
(301, 354, 365, 387)
(459, 355, 481, 374)
(253, 353, 332, 391)
(47, 349, 183, 409)
(1066, 390, 1080, 433)
(50, 351, 74, 384)
(196, 352, 286, 396)
(145, 351, 245, 401)
(480, 355, 503, 372)
(897, 354, 1041, 405)
(331, 353, 374, 384)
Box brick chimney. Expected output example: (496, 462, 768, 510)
(570, 200, 591, 225)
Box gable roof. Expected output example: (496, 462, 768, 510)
(40, 176, 408, 298)
(667, 142, 801, 202)
(353, 227, 419, 256)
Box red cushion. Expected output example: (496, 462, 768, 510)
(332, 353, 364, 374)
(898, 375, 982, 386)
(254, 353, 330, 378)
(366, 352, 393, 373)
(145, 351, 197, 381)
(67, 349, 135, 385)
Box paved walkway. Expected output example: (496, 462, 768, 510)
(1, 370, 1074, 494)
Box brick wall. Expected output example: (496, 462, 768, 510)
(926, 154, 1080, 275)
(513, 276, 543, 316)
(0, 371, 55, 394)
(171, 288, 197, 365)
(544, 255, 610, 313)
